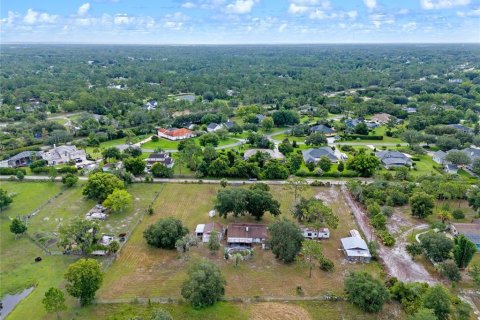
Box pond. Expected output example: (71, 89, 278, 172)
(0, 287, 34, 319)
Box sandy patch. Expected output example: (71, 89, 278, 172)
(249, 302, 311, 320)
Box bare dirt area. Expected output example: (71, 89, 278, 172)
(341, 186, 436, 283)
(249, 303, 311, 320)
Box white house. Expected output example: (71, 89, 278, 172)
(157, 128, 196, 141)
(207, 123, 223, 132)
(301, 227, 330, 239)
(39, 145, 87, 166)
(202, 222, 224, 243)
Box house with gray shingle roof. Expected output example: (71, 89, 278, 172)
(448, 124, 472, 134)
(302, 147, 343, 163)
(0, 151, 39, 168)
(432, 150, 447, 165)
(310, 124, 336, 136)
(375, 151, 412, 169)
(207, 123, 223, 132)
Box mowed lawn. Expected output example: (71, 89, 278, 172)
(0, 182, 79, 320)
(1, 181, 162, 320)
(98, 184, 383, 300)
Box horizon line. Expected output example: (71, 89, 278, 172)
(2, 41, 480, 46)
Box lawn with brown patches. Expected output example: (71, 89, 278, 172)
(98, 184, 384, 300)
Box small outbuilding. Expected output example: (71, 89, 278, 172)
(202, 222, 224, 243)
(195, 224, 205, 238)
(301, 227, 330, 239)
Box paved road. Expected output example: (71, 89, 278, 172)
(0, 175, 371, 186)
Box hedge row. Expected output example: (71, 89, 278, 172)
(342, 135, 384, 141)
(0, 167, 26, 175)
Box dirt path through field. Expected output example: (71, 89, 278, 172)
(341, 186, 436, 283)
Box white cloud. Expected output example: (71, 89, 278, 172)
(225, 0, 258, 14)
(23, 9, 58, 25)
(163, 12, 187, 30)
(78, 3, 91, 16)
(0, 11, 21, 26)
(288, 3, 309, 14)
(182, 2, 196, 8)
(363, 0, 377, 9)
(402, 22, 417, 31)
(369, 13, 394, 28)
(278, 23, 287, 32)
(420, 0, 470, 10)
(114, 14, 134, 25)
(457, 8, 480, 16)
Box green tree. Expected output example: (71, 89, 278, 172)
(472, 158, 480, 175)
(445, 151, 471, 166)
(337, 161, 344, 172)
(318, 156, 332, 172)
(279, 139, 294, 156)
(62, 173, 79, 187)
(102, 147, 121, 160)
(0, 188, 13, 211)
(453, 234, 477, 269)
(102, 189, 133, 213)
(301, 240, 324, 278)
(42, 287, 67, 319)
(64, 258, 103, 306)
(347, 152, 380, 177)
(284, 177, 308, 202)
(83, 172, 124, 202)
(199, 133, 220, 147)
(306, 160, 316, 172)
(305, 132, 327, 146)
(293, 197, 339, 229)
(410, 192, 435, 219)
(422, 285, 451, 320)
(354, 122, 369, 135)
(269, 219, 304, 263)
(406, 243, 423, 260)
(10, 217, 27, 239)
(181, 259, 226, 308)
(261, 117, 274, 131)
(439, 260, 461, 282)
(123, 157, 146, 175)
(207, 230, 221, 254)
(287, 153, 303, 173)
(150, 162, 174, 178)
(419, 232, 454, 262)
(401, 130, 423, 146)
(468, 263, 480, 287)
(16, 170, 25, 180)
(107, 240, 120, 254)
(263, 160, 289, 179)
(344, 272, 389, 313)
(58, 218, 99, 254)
(143, 217, 188, 249)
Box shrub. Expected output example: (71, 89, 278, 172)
(143, 217, 188, 249)
(439, 260, 461, 282)
(58, 166, 78, 174)
(452, 209, 465, 220)
(377, 230, 395, 246)
(344, 272, 389, 313)
(0, 167, 26, 175)
(319, 258, 335, 272)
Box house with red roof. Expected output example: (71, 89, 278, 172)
(157, 127, 196, 141)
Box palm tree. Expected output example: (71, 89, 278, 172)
(437, 210, 452, 224)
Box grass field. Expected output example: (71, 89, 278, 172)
(1, 181, 162, 320)
(97, 184, 383, 301)
(270, 133, 306, 143)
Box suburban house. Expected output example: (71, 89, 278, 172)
(344, 118, 363, 130)
(0, 151, 38, 168)
(207, 123, 223, 132)
(302, 147, 345, 163)
(301, 227, 330, 240)
(201, 222, 224, 243)
(243, 149, 284, 160)
(310, 124, 336, 136)
(39, 145, 87, 166)
(432, 150, 447, 165)
(371, 113, 392, 124)
(448, 124, 473, 134)
(224, 121, 235, 130)
(102, 162, 121, 172)
(340, 229, 371, 263)
(444, 163, 459, 174)
(375, 151, 412, 169)
(157, 128, 196, 141)
(256, 114, 265, 123)
(146, 152, 174, 169)
(450, 148, 480, 170)
(226, 223, 268, 246)
(450, 222, 480, 250)
(143, 100, 158, 111)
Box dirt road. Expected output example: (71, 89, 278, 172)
(341, 186, 436, 283)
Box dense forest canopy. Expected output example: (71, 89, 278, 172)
(0, 44, 479, 154)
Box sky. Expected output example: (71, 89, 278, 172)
(1, 0, 479, 44)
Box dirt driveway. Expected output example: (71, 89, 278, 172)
(341, 186, 436, 283)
